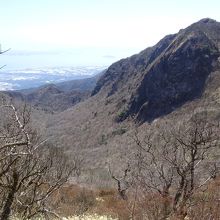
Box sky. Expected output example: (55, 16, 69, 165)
(0, 0, 220, 70)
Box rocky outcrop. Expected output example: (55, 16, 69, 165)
(92, 18, 220, 122)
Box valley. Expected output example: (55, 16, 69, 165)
(1, 18, 220, 219)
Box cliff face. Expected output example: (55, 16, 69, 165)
(92, 18, 220, 122)
(92, 34, 177, 97)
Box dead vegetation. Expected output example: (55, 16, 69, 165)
(0, 97, 77, 220)
(15, 177, 219, 220)
(109, 114, 220, 219)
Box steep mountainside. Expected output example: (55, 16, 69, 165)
(43, 19, 220, 183)
(92, 18, 220, 122)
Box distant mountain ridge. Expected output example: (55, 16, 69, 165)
(56, 70, 105, 92)
(3, 70, 104, 112)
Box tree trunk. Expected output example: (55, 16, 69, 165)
(161, 198, 170, 220)
(1, 172, 19, 220)
(172, 201, 187, 220)
(161, 190, 171, 220)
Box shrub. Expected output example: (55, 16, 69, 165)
(74, 188, 97, 215)
(115, 109, 127, 122)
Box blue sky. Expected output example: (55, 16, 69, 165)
(0, 0, 220, 69)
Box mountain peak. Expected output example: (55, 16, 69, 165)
(92, 18, 220, 122)
(197, 18, 217, 24)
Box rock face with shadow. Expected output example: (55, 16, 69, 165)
(92, 18, 220, 122)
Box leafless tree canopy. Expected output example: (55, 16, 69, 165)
(0, 97, 76, 220)
(0, 47, 10, 69)
(129, 115, 220, 219)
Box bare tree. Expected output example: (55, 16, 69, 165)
(131, 115, 220, 219)
(0, 97, 76, 220)
(108, 163, 131, 200)
(0, 45, 10, 69)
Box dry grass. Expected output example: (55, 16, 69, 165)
(12, 215, 117, 220)
(33, 184, 131, 219)
(11, 178, 220, 219)
(64, 214, 117, 220)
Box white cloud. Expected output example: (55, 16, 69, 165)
(0, 82, 14, 90)
(11, 76, 38, 81)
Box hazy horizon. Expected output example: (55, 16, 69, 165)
(0, 46, 140, 71)
(1, 0, 220, 70)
